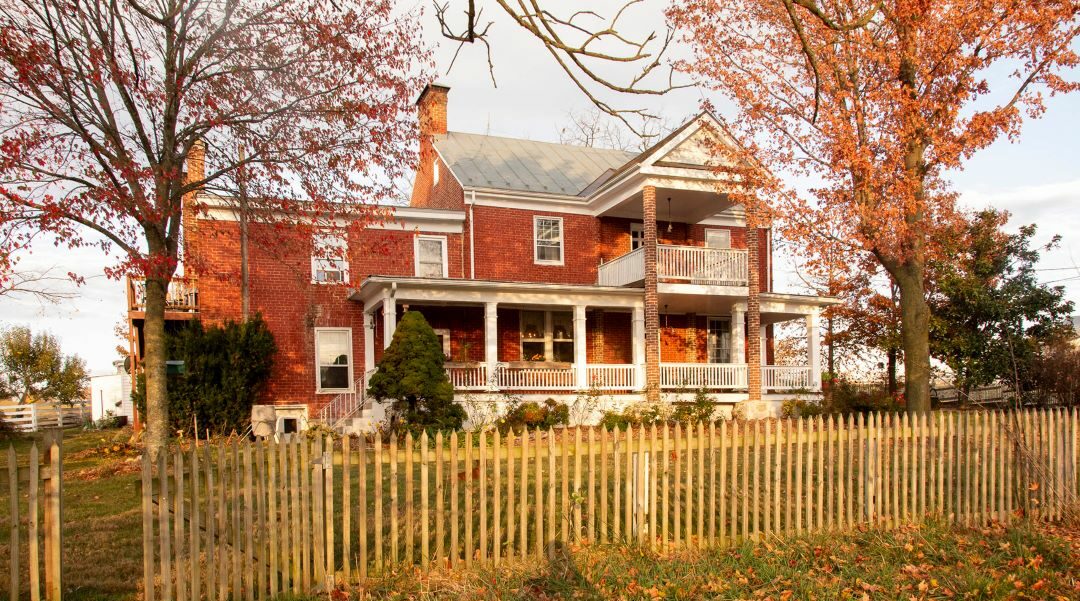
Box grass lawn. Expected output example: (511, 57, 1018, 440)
(359, 520, 1080, 600)
(3, 428, 1079, 600)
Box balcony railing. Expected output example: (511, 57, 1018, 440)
(597, 245, 748, 287)
(658, 246, 747, 286)
(660, 363, 747, 390)
(495, 364, 577, 390)
(763, 365, 813, 390)
(127, 276, 198, 312)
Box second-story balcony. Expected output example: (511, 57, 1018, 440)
(127, 276, 199, 314)
(598, 245, 748, 288)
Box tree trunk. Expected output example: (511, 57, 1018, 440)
(886, 346, 897, 395)
(142, 274, 171, 459)
(893, 263, 931, 412)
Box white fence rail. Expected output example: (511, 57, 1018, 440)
(659, 246, 748, 285)
(660, 363, 747, 390)
(585, 364, 637, 390)
(763, 365, 812, 390)
(597, 247, 645, 286)
(0, 402, 89, 431)
(446, 364, 489, 390)
(495, 364, 577, 390)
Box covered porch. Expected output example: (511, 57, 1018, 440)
(353, 278, 828, 397)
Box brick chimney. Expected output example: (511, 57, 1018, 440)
(181, 140, 205, 266)
(411, 84, 450, 207)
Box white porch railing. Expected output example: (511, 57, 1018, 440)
(445, 364, 489, 390)
(585, 364, 636, 390)
(318, 370, 373, 425)
(658, 246, 748, 286)
(597, 247, 645, 286)
(596, 245, 749, 287)
(660, 363, 747, 390)
(763, 365, 813, 390)
(495, 364, 577, 390)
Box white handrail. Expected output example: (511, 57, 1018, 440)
(659, 246, 747, 285)
(763, 365, 812, 390)
(660, 363, 747, 390)
(446, 364, 488, 390)
(495, 364, 577, 390)
(585, 364, 636, 390)
(597, 247, 645, 286)
(318, 371, 373, 425)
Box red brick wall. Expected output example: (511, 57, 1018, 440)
(600, 311, 633, 364)
(411, 156, 465, 210)
(406, 305, 485, 362)
(472, 206, 600, 284)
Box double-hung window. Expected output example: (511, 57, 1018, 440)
(520, 310, 574, 362)
(630, 222, 644, 251)
(311, 231, 349, 283)
(534, 216, 564, 265)
(707, 317, 732, 363)
(315, 328, 353, 393)
(415, 235, 448, 278)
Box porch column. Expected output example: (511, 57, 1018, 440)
(485, 301, 499, 390)
(731, 303, 746, 363)
(574, 305, 588, 389)
(746, 211, 762, 402)
(643, 185, 661, 402)
(632, 305, 646, 391)
(806, 310, 821, 390)
(363, 309, 375, 375)
(382, 293, 397, 349)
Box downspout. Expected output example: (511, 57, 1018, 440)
(468, 189, 476, 280)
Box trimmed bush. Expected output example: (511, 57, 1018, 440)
(367, 311, 466, 434)
(134, 316, 276, 436)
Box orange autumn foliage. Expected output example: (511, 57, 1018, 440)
(670, 0, 1079, 410)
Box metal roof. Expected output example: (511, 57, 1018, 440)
(433, 131, 636, 196)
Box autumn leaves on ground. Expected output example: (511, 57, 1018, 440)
(2, 429, 1078, 601)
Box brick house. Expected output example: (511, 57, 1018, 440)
(126, 84, 837, 432)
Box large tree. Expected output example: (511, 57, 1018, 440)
(671, 0, 1079, 410)
(930, 209, 1074, 395)
(0, 0, 426, 455)
(0, 326, 88, 404)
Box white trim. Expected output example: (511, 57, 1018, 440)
(314, 327, 354, 394)
(533, 215, 565, 266)
(630, 222, 644, 251)
(414, 234, 449, 278)
(432, 327, 451, 358)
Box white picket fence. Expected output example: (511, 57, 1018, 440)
(0, 402, 90, 431)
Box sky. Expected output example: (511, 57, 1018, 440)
(2, 1, 1079, 376)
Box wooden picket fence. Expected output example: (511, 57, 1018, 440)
(140, 408, 1079, 599)
(0, 402, 89, 433)
(3, 432, 64, 601)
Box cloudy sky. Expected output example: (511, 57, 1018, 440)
(3, 1, 1079, 375)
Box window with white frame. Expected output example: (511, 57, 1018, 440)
(705, 229, 732, 249)
(707, 317, 732, 363)
(630, 222, 644, 250)
(315, 328, 353, 392)
(311, 231, 349, 283)
(534, 216, 564, 264)
(520, 310, 574, 362)
(415, 235, 448, 278)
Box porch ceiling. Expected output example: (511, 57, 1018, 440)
(596, 187, 737, 224)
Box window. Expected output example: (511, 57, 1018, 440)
(520, 310, 574, 362)
(707, 318, 732, 363)
(534, 216, 564, 265)
(630, 222, 644, 251)
(432, 327, 451, 360)
(315, 328, 353, 393)
(415, 235, 448, 278)
(311, 232, 349, 283)
(705, 229, 732, 249)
